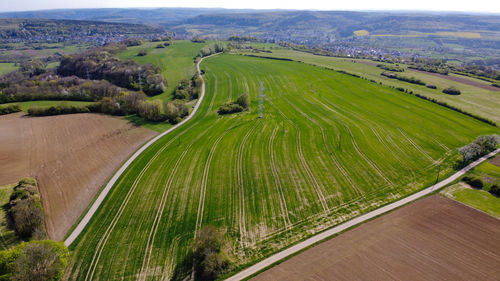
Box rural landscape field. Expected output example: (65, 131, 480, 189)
(0, 2, 499, 281)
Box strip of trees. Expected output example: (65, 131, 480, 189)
(0, 104, 21, 115)
(381, 71, 426, 86)
(457, 134, 499, 163)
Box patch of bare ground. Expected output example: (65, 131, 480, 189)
(0, 112, 157, 240)
(489, 154, 500, 167)
(252, 195, 500, 281)
(408, 69, 500, 91)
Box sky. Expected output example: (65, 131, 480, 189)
(1, 0, 499, 13)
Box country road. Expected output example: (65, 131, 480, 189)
(64, 54, 217, 246)
(226, 148, 500, 281)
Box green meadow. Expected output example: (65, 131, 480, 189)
(238, 48, 500, 124)
(66, 54, 498, 280)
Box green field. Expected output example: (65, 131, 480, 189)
(238, 48, 500, 124)
(66, 54, 498, 280)
(0, 63, 17, 75)
(0, 183, 20, 250)
(2, 100, 93, 112)
(117, 40, 208, 101)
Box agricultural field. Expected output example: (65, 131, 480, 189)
(252, 195, 500, 280)
(66, 54, 497, 280)
(116, 40, 209, 101)
(442, 154, 500, 218)
(0, 62, 17, 74)
(0, 112, 157, 240)
(238, 48, 500, 124)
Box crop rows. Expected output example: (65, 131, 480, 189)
(66, 54, 497, 280)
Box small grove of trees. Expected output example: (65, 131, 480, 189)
(462, 176, 484, 189)
(0, 240, 69, 281)
(173, 75, 203, 100)
(7, 178, 46, 239)
(137, 100, 189, 123)
(198, 42, 226, 58)
(28, 103, 90, 117)
(192, 226, 231, 281)
(457, 134, 500, 163)
(377, 64, 404, 72)
(218, 93, 250, 115)
(0, 104, 21, 115)
(57, 49, 166, 96)
(442, 86, 461, 95)
(490, 185, 500, 197)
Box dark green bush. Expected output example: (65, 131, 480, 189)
(442, 86, 461, 95)
(426, 84, 437, 89)
(0, 104, 21, 115)
(489, 185, 500, 196)
(28, 104, 90, 117)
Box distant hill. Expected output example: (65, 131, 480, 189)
(0, 18, 166, 42)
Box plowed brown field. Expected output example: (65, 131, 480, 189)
(0, 112, 157, 240)
(252, 195, 500, 281)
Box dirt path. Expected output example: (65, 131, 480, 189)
(64, 53, 217, 247)
(225, 148, 500, 281)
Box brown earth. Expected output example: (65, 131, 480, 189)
(408, 69, 500, 91)
(490, 155, 500, 167)
(252, 195, 500, 281)
(0, 112, 157, 240)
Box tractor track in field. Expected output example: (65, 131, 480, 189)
(237, 121, 260, 245)
(195, 129, 229, 235)
(398, 128, 435, 163)
(269, 126, 292, 227)
(138, 120, 219, 281)
(226, 148, 500, 281)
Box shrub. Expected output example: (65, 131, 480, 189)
(218, 103, 244, 115)
(28, 104, 90, 117)
(7, 178, 45, 239)
(0, 240, 69, 281)
(457, 134, 500, 163)
(426, 84, 437, 89)
(489, 185, 500, 196)
(442, 86, 461, 95)
(0, 104, 21, 115)
(469, 178, 484, 189)
(236, 93, 250, 108)
(192, 226, 230, 281)
(155, 44, 165, 49)
(137, 49, 148, 56)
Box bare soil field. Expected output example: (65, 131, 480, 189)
(252, 195, 500, 281)
(490, 155, 500, 167)
(0, 112, 157, 240)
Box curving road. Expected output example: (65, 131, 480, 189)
(64, 54, 216, 246)
(226, 148, 500, 281)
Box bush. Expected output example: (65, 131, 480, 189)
(137, 49, 148, 56)
(155, 44, 165, 49)
(0, 104, 21, 115)
(0, 240, 69, 281)
(192, 226, 230, 281)
(442, 86, 461, 95)
(7, 178, 45, 239)
(218, 93, 249, 115)
(469, 178, 484, 189)
(426, 84, 437, 89)
(458, 134, 500, 163)
(489, 185, 500, 196)
(236, 93, 250, 108)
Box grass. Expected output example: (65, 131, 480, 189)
(443, 184, 500, 218)
(1, 100, 93, 112)
(66, 54, 498, 280)
(0, 63, 17, 75)
(442, 155, 500, 218)
(0, 183, 20, 250)
(124, 115, 173, 133)
(116, 40, 209, 102)
(236, 48, 500, 124)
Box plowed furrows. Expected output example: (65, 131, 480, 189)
(138, 120, 218, 281)
(195, 129, 229, 235)
(237, 121, 259, 246)
(398, 128, 434, 163)
(268, 126, 292, 227)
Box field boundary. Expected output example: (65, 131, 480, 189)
(226, 148, 500, 281)
(64, 53, 217, 246)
